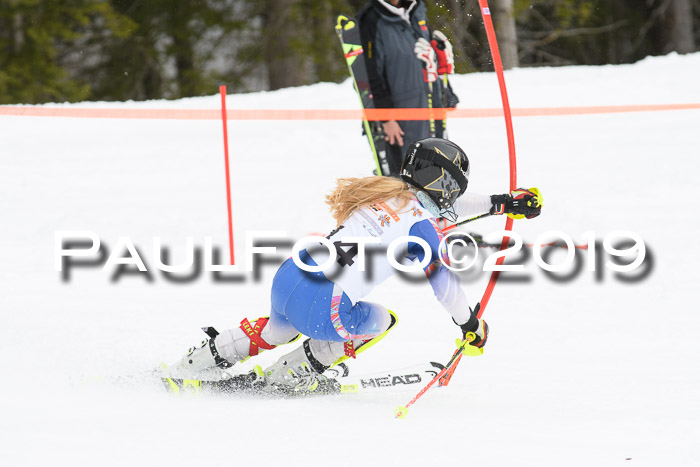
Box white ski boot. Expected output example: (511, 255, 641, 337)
(165, 319, 300, 381)
(263, 340, 333, 393)
(263, 312, 398, 393)
(165, 335, 233, 381)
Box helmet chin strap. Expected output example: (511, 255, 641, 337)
(415, 191, 442, 217)
(415, 190, 459, 222)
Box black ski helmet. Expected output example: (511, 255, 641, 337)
(400, 137, 470, 215)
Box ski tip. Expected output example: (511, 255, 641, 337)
(336, 15, 351, 30)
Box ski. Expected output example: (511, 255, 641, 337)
(162, 361, 445, 398)
(335, 14, 390, 176)
(337, 361, 445, 393)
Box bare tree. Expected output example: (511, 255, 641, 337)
(260, 0, 312, 90)
(666, 0, 696, 53)
(491, 0, 518, 68)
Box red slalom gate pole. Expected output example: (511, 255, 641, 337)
(481, 2, 518, 188)
(439, 0, 519, 385)
(395, 1, 520, 417)
(477, 0, 518, 317)
(220, 85, 235, 265)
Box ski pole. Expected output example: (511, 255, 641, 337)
(394, 333, 476, 419)
(442, 212, 492, 232)
(427, 81, 436, 137)
(441, 75, 449, 138)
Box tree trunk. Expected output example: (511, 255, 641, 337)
(13, 12, 24, 52)
(262, 0, 309, 90)
(491, 0, 519, 69)
(173, 33, 196, 97)
(666, 0, 695, 54)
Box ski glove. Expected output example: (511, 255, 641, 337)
(414, 37, 437, 83)
(456, 303, 488, 355)
(431, 31, 455, 75)
(490, 187, 542, 219)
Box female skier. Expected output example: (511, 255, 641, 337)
(165, 137, 541, 392)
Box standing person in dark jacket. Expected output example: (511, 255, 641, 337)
(358, 0, 457, 175)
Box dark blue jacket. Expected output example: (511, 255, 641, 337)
(358, 0, 441, 155)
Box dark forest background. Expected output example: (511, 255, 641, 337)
(1, 0, 697, 104)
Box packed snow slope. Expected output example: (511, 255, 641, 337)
(1, 53, 700, 467)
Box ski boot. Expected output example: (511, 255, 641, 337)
(263, 339, 338, 395)
(165, 330, 234, 381)
(261, 311, 397, 396)
(164, 318, 301, 381)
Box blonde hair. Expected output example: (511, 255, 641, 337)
(326, 176, 414, 226)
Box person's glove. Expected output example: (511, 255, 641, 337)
(490, 187, 542, 219)
(414, 37, 437, 83)
(455, 303, 488, 356)
(431, 31, 454, 75)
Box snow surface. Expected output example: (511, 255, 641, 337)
(1, 52, 700, 467)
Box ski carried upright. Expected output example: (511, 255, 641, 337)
(335, 14, 390, 176)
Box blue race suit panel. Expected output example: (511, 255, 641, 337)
(270, 250, 389, 342)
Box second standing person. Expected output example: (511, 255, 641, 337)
(357, 0, 458, 175)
